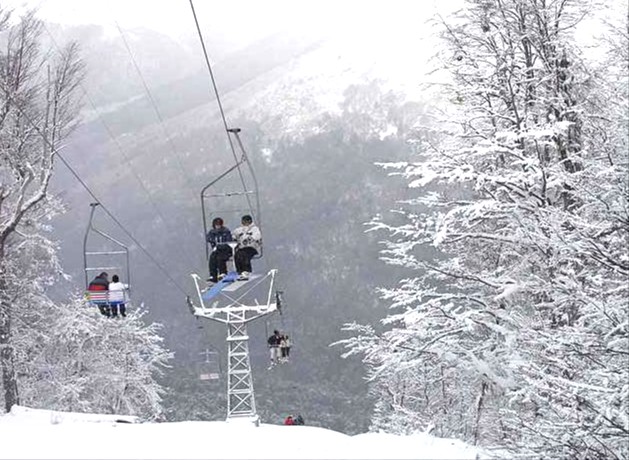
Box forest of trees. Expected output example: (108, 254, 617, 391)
(1, 2, 627, 458)
(0, 9, 171, 419)
(340, 0, 628, 458)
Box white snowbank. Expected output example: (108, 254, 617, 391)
(0, 406, 485, 460)
(4, 405, 139, 424)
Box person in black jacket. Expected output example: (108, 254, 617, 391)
(267, 330, 282, 366)
(206, 217, 233, 283)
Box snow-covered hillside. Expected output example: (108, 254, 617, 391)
(225, 6, 442, 139)
(1, 406, 485, 460)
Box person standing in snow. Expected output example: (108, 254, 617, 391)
(108, 274, 129, 318)
(206, 217, 233, 283)
(284, 415, 294, 425)
(232, 214, 261, 281)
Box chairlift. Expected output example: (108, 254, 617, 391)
(265, 290, 295, 366)
(83, 202, 131, 311)
(198, 348, 221, 381)
(201, 128, 263, 264)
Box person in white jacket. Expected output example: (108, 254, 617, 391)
(108, 274, 129, 317)
(232, 215, 262, 280)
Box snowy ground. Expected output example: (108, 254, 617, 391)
(1, 406, 485, 459)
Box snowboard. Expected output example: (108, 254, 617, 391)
(202, 271, 238, 301)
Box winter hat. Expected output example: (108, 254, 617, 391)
(212, 217, 224, 227)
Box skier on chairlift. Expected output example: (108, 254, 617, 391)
(232, 214, 262, 281)
(267, 329, 282, 367)
(206, 217, 233, 283)
(108, 274, 129, 318)
(280, 334, 291, 363)
(88, 272, 110, 316)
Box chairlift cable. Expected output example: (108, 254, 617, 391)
(41, 23, 200, 270)
(1, 83, 189, 297)
(56, 156, 188, 296)
(56, 153, 188, 296)
(115, 21, 199, 205)
(188, 0, 255, 215)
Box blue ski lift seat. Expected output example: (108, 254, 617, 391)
(221, 274, 261, 292)
(202, 271, 239, 301)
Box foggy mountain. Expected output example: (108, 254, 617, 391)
(47, 22, 425, 433)
(4, 2, 625, 458)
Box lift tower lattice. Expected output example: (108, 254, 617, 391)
(188, 269, 279, 424)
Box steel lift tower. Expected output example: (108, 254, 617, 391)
(188, 268, 280, 424)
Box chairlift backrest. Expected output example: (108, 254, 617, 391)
(85, 291, 109, 305)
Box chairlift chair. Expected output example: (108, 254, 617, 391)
(187, 124, 281, 423)
(201, 128, 263, 267)
(198, 348, 221, 381)
(265, 290, 294, 358)
(83, 202, 131, 309)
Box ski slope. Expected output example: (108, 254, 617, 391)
(1, 406, 485, 459)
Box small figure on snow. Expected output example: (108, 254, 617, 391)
(232, 215, 261, 281)
(88, 272, 110, 317)
(108, 274, 129, 318)
(267, 330, 282, 367)
(206, 217, 233, 283)
(294, 414, 305, 425)
(284, 415, 294, 425)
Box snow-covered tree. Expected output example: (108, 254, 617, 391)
(0, 9, 173, 419)
(1, 214, 173, 419)
(17, 299, 172, 420)
(340, 1, 629, 458)
(0, 9, 83, 413)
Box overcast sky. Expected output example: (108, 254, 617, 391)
(6, 0, 448, 47)
(4, 0, 621, 56)
(3, 0, 617, 103)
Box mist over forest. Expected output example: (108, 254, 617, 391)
(45, 19, 424, 433)
(1, 2, 627, 458)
